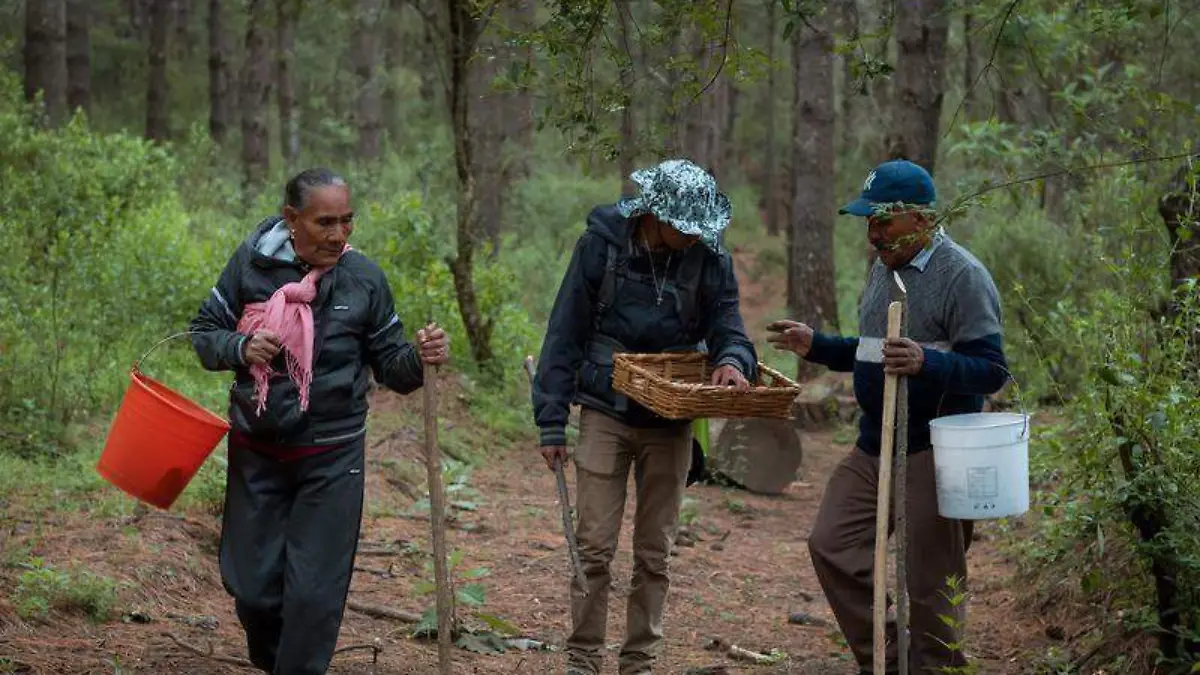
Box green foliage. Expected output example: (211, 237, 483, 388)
(12, 558, 121, 623)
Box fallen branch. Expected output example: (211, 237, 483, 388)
(704, 637, 778, 665)
(163, 632, 254, 669)
(346, 600, 422, 624)
(333, 640, 383, 658)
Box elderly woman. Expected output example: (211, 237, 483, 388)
(190, 167, 449, 675)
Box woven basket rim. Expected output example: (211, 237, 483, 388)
(612, 352, 801, 393)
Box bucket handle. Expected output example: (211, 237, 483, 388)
(997, 365, 1030, 439)
(933, 363, 1030, 439)
(135, 331, 205, 373)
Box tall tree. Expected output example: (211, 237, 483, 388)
(353, 0, 385, 161)
(24, 0, 67, 126)
(838, 0, 860, 155)
(789, 5, 839, 379)
(383, 0, 407, 141)
(764, 0, 780, 236)
(146, 0, 172, 142)
(887, 0, 950, 173)
(241, 0, 273, 187)
(277, 0, 301, 168)
(446, 0, 493, 363)
(616, 0, 637, 190)
(208, 0, 234, 143)
(963, 12, 977, 121)
(66, 0, 90, 115)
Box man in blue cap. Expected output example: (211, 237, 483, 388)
(768, 160, 1009, 673)
(533, 158, 758, 674)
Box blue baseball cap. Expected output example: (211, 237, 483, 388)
(839, 160, 936, 217)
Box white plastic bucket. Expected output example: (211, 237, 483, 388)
(929, 412, 1030, 520)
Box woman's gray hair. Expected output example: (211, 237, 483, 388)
(284, 168, 347, 210)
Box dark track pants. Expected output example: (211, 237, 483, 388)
(219, 435, 365, 675)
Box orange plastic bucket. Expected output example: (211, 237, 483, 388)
(97, 366, 230, 510)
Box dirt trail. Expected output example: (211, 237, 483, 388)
(0, 248, 1057, 673)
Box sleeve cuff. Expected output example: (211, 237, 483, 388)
(807, 332, 836, 362)
(920, 347, 948, 382)
(715, 355, 743, 373)
(233, 334, 248, 367)
(539, 426, 567, 447)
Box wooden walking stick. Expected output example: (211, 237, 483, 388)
(423, 323, 454, 674)
(892, 272, 911, 675)
(523, 356, 589, 594)
(874, 300, 904, 675)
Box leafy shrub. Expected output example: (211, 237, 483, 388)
(13, 559, 121, 623)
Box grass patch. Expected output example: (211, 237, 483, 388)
(12, 558, 122, 623)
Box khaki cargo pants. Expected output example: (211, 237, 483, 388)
(566, 408, 692, 675)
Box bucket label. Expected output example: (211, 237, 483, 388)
(967, 466, 999, 500)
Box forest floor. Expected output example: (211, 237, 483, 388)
(0, 245, 1074, 674)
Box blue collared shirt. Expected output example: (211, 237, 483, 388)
(906, 227, 946, 272)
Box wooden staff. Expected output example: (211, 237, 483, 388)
(423, 323, 454, 674)
(892, 271, 911, 675)
(523, 356, 589, 594)
(874, 301, 903, 675)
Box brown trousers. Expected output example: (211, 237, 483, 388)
(809, 448, 974, 673)
(566, 408, 692, 675)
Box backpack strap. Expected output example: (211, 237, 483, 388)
(593, 242, 620, 330)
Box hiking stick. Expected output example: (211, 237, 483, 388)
(423, 325, 454, 674)
(892, 273, 911, 675)
(874, 301, 904, 675)
(523, 356, 589, 595)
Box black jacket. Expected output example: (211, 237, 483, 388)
(532, 205, 758, 447)
(190, 217, 424, 446)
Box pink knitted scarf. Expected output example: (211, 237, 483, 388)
(236, 247, 349, 415)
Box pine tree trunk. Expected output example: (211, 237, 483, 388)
(241, 0, 273, 187)
(353, 0, 385, 161)
(66, 0, 90, 115)
(146, 0, 171, 142)
(24, 0, 67, 126)
(839, 0, 860, 156)
(383, 0, 406, 142)
(790, 7, 839, 380)
(208, 0, 233, 143)
(963, 12, 976, 121)
(276, 0, 300, 168)
(447, 0, 493, 364)
(764, 0, 779, 236)
(616, 0, 637, 192)
(888, 0, 950, 174)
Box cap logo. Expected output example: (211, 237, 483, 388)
(863, 170, 877, 191)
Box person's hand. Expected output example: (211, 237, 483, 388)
(883, 337, 924, 375)
(417, 323, 450, 365)
(766, 320, 814, 357)
(711, 364, 750, 392)
(242, 329, 282, 366)
(540, 446, 569, 471)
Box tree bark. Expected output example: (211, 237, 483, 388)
(384, 0, 406, 142)
(764, 0, 780, 236)
(146, 0, 172, 142)
(241, 0, 273, 187)
(447, 0, 493, 364)
(790, 7, 839, 381)
(276, 0, 300, 168)
(24, 0, 67, 126)
(963, 12, 976, 121)
(208, 0, 234, 143)
(353, 0, 385, 162)
(616, 0, 637, 192)
(887, 0, 950, 174)
(838, 0, 860, 156)
(66, 0, 90, 115)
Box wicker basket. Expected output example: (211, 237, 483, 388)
(611, 352, 801, 420)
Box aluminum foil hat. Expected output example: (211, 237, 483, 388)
(616, 159, 732, 251)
